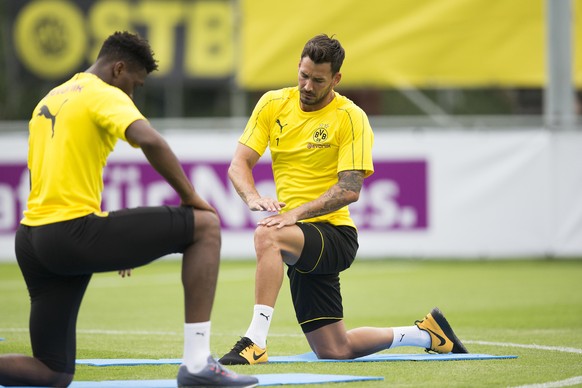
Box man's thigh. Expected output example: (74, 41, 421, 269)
(31, 206, 194, 275)
(293, 223, 358, 274)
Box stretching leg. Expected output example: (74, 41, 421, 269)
(182, 209, 221, 323)
(305, 320, 394, 359)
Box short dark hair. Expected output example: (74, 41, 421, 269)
(97, 31, 158, 73)
(300, 34, 345, 74)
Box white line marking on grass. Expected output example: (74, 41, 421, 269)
(511, 376, 582, 388)
(79, 329, 180, 336)
(0, 328, 304, 338)
(466, 340, 582, 354)
(4, 328, 581, 355)
(0, 328, 181, 336)
(74, 330, 302, 338)
(0, 328, 29, 333)
(2, 329, 581, 350)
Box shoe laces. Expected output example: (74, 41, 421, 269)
(208, 359, 237, 377)
(230, 337, 255, 353)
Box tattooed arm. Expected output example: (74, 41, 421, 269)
(257, 170, 365, 228)
(299, 170, 364, 219)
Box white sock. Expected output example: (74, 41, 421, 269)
(244, 304, 273, 349)
(389, 326, 431, 349)
(182, 321, 211, 373)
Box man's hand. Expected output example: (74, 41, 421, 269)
(180, 196, 218, 215)
(118, 269, 132, 278)
(247, 197, 286, 212)
(257, 211, 297, 229)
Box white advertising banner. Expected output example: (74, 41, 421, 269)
(0, 129, 580, 260)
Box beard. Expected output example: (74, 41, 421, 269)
(299, 91, 320, 106)
(300, 85, 333, 107)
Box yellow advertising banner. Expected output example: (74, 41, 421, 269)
(11, 0, 235, 80)
(237, 0, 582, 89)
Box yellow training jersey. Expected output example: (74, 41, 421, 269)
(240, 87, 374, 228)
(22, 73, 145, 226)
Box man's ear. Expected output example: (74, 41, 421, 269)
(333, 72, 342, 87)
(112, 61, 125, 78)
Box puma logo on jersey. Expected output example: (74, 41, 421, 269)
(37, 99, 68, 138)
(275, 119, 288, 132)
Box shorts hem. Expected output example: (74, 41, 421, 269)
(299, 317, 342, 333)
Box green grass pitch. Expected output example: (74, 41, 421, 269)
(1, 258, 581, 387)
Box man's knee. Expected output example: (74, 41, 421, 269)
(313, 346, 352, 360)
(53, 372, 74, 387)
(253, 226, 279, 252)
(193, 209, 221, 240)
(311, 335, 353, 359)
(42, 358, 75, 387)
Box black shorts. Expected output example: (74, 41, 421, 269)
(286, 222, 358, 333)
(15, 206, 194, 373)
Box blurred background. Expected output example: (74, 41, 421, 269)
(0, 0, 581, 260)
(1, 0, 580, 122)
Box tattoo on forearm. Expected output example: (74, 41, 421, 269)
(301, 170, 365, 219)
(338, 170, 364, 192)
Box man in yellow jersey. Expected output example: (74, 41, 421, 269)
(219, 34, 468, 366)
(0, 32, 257, 388)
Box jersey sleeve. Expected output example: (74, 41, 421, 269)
(337, 105, 374, 177)
(89, 86, 146, 146)
(238, 91, 276, 156)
